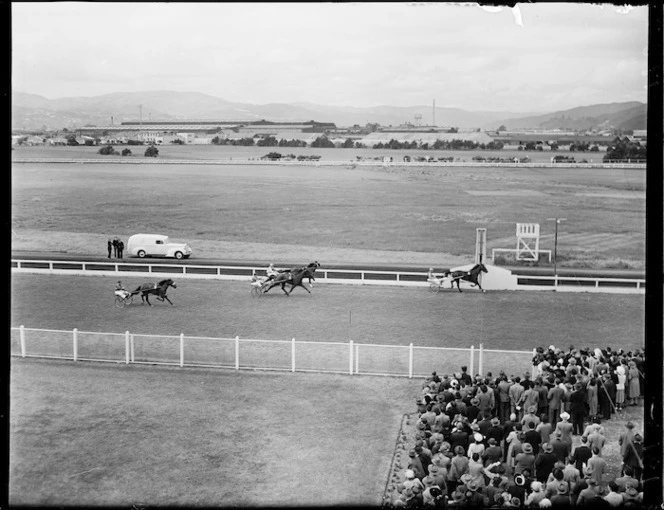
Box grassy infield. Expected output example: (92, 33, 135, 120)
(10, 148, 646, 506)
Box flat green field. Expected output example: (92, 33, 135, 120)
(11, 154, 645, 269)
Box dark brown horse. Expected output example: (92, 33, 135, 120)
(450, 263, 488, 293)
(263, 262, 320, 296)
(133, 278, 177, 306)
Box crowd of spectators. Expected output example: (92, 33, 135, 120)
(389, 345, 645, 508)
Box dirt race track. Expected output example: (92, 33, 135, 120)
(11, 273, 645, 370)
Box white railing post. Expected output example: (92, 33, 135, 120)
(125, 331, 130, 364)
(355, 344, 359, 374)
(130, 334, 135, 363)
(20, 325, 26, 358)
(478, 343, 483, 376)
(180, 333, 185, 367)
(470, 345, 475, 376)
(408, 343, 414, 378)
(349, 340, 354, 375)
(235, 336, 240, 370)
(292, 338, 296, 372)
(73, 328, 78, 361)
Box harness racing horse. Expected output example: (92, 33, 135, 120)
(133, 278, 177, 306)
(450, 263, 488, 293)
(263, 262, 320, 296)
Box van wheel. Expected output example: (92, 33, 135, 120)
(137, 250, 146, 258)
(174, 251, 183, 259)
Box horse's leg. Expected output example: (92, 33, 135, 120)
(162, 294, 174, 305)
(456, 279, 463, 293)
(145, 293, 152, 307)
(281, 282, 290, 296)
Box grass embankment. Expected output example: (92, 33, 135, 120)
(10, 358, 419, 507)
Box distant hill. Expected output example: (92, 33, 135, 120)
(11, 90, 647, 133)
(489, 102, 647, 131)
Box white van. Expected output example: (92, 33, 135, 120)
(126, 234, 193, 259)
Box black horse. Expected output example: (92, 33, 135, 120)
(449, 263, 488, 293)
(263, 261, 320, 296)
(133, 278, 177, 306)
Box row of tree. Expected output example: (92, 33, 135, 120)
(98, 145, 159, 157)
(603, 138, 647, 162)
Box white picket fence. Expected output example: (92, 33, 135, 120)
(10, 326, 536, 379)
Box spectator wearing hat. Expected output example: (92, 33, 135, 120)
(618, 421, 636, 459)
(448, 423, 469, 455)
(476, 412, 493, 440)
(603, 481, 624, 507)
(547, 380, 566, 427)
(486, 416, 503, 443)
(464, 479, 487, 507)
(521, 404, 541, 430)
(447, 489, 466, 507)
(554, 412, 573, 454)
(549, 430, 569, 463)
(622, 433, 643, 480)
(447, 446, 469, 495)
(571, 435, 592, 473)
(598, 374, 616, 420)
(525, 480, 546, 507)
(534, 443, 558, 483)
(626, 361, 640, 406)
(465, 397, 480, 423)
(415, 443, 432, 473)
(533, 378, 549, 415)
(506, 428, 524, 472)
(497, 376, 513, 422)
(544, 468, 565, 498)
(621, 481, 643, 507)
(568, 382, 588, 435)
(434, 446, 453, 468)
(506, 472, 528, 504)
(586, 447, 607, 486)
(427, 463, 448, 491)
(422, 485, 446, 508)
(549, 480, 571, 507)
(407, 449, 427, 481)
(502, 414, 518, 462)
(482, 438, 503, 467)
(518, 380, 539, 415)
(467, 433, 485, 459)
(536, 414, 553, 448)
(514, 441, 536, 476)
(585, 378, 599, 421)
(524, 420, 542, 454)
(587, 424, 606, 457)
(476, 384, 495, 418)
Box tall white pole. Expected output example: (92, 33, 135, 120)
(20, 325, 26, 358)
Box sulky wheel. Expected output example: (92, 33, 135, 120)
(251, 286, 263, 298)
(115, 296, 127, 308)
(429, 283, 441, 293)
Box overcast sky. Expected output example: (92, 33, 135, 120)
(12, 2, 649, 113)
